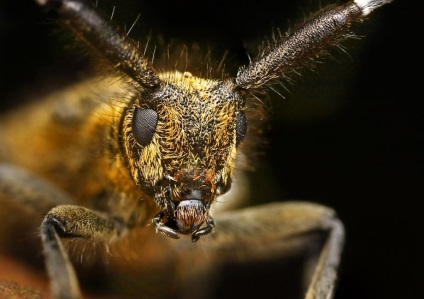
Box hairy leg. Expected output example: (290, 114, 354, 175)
(174, 202, 344, 299)
(0, 164, 74, 215)
(0, 164, 126, 299)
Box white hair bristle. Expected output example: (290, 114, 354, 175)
(354, 0, 393, 16)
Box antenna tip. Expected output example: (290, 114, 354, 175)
(354, 0, 393, 16)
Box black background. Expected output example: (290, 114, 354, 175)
(0, 0, 421, 298)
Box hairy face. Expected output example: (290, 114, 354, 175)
(122, 71, 247, 236)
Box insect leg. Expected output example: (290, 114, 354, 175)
(0, 164, 74, 215)
(175, 201, 344, 299)
(0, 164, 127, 298)
(41, 205, 126, 299)
(0, 164, 80, 297)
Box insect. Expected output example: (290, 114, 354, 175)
(0, 0, 392, 298)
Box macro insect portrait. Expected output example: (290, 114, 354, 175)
(0, 0, 393, 298)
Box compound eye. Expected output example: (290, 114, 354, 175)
(235, 111, 247, 146)
(132, 107, 158, 146)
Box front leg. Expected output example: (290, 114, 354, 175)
(0, 164, 128, 299)
(0, 164, 74, 215)
(41, 205, 126, 299)
(175, 201, 344, 299)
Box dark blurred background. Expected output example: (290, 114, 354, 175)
(0, 0, 421, 298)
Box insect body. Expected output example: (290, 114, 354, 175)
(0, 0, 392, 298)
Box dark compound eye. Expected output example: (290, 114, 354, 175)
(132, 107, 158, 146)
(235, 111, 247, 146)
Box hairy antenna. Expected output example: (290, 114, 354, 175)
(235, 0, 392, 90)
(36, 0, 161, 89)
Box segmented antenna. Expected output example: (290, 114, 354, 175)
(235, 0, 393, 90)
(36, 0, 161, 89)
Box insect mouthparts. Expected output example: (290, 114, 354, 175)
(152, 198, 215, 242)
